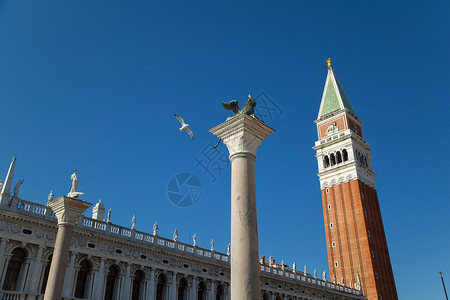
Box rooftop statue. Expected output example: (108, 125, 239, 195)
(13, 179, 24, 198)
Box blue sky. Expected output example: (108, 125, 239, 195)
(0, 0, 449, 298)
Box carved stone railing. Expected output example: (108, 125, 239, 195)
(260, 265, 362, 296)
(15, 199, 55, 220)
(79, 216, 230, 263)
(0, 291, 27, 300)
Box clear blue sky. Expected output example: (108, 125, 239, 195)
(0, 1, 449, 298)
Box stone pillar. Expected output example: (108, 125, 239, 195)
(0, 239, 8, 283)
(210, 114, 275, 300)
(170, 271, 177, 299)
(62, 252, 76, 297)
(190, 276, 197, 300)
(26, 245, 44, 293)
(209, 280, 215, 300)
(93, 258, 106, 300)
(43, 196, 91, 300)
(121, 263, 131, 299)
(146, 268, 155, 300)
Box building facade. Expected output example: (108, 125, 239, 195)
(313, 60, 397, 300)
(0, 157, 365, 300)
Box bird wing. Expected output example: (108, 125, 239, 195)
(222, 100, 240, 115)
(185, 127, 194, 140)
(174, 114, 185, 125)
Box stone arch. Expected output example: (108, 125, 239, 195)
(104, 264, 120, 300)
(74, 259, 93, 298)
(131, 269, 145, 300)
(2, 247, 27, 291)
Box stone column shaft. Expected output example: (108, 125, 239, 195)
(26, 245, 44, 293)
(170, 272, 177, 299)
(210, 114, 275, 300)
(146, 269, 155, 300)
(190, 277, 197, 300)
(62, 252, 76, 297)
(93, 258, 106, 300)
(121, 263, 131, 299)
(43, 196, 91, 300)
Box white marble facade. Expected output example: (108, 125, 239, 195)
(0, 173, 364, 300)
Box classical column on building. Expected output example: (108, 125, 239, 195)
(146, 268, 155, 300)
(43, 196, 91, 300)
(210, 113, 275, 300)
(121, 263, 131, 299)
(0, 239, 8, 284)
(25, 245, 44, 294)
(92, 258, 106, 300)
(62, 252, 76, 297)
(190, 276, 197, 300)
(208, 280, 215, 299)
(170, 271, 177, 299)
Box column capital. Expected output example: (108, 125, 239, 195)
(48, 196, 92, 226)
(209, 114, 275, 158)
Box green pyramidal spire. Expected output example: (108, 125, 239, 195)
(318, 59, 356, 118)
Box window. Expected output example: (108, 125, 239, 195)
(74, 260, 92, 298)
(2, 248, 26, 291)
(132, 270, 144, 300)
(156, 274, 166, 300)
(323, 156, 330, 168)
(330, 154, 336, 166)
(336, 151, 342, 164)
(178, 278, 187, 300)
(40, 254, 52, 294)
(364, 211, 368, 218)
(342, 149, 348, 161)
(332, 241, 336, 247)
(375, 272, 379, 279)
(334, 261, 338, 268)
(330, 223, 334, 228)
(104, 265, 119, 300)
(326, 188, 329, 194)
(368, 231, 371, 237)
(198, 281, 206, 300)
(361, 192, 364, 199)
(371, 251, 375, 258)
(328, 204, 331, 210)
(216, 285, 224, 300)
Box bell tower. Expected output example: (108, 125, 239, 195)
(313, 59, 398, 300)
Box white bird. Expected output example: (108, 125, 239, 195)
(174, 114, 194, 140)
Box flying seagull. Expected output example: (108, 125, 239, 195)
(174, 114, 194, 140)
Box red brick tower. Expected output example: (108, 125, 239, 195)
(313, 59, 398, 300)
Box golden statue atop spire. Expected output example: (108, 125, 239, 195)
(326, 58, 332, 68)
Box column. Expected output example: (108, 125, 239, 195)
(170, 271, 177, 299)
(62, 252, 76, 297)
(209, 280, 215, 300)
(0, 239, 8, 286)
(210, 114, 275, 300)
(26, 245, 44, 293)
(145, 268, 155, 300)
(17, 257, 31, 291)
(0, 254, 12, 287)
(93, 258, 106, 300)
(190, 276, 197, 300)
(121, 263, 131, 299)
(43, 196, 92, 300)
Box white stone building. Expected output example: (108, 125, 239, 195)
(0, 158, 364, 300)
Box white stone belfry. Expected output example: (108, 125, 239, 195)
(43, 196, 91, 300)
(210, 114, 275, 300)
